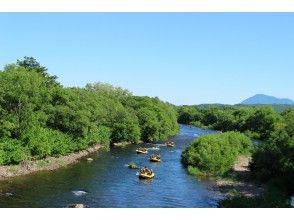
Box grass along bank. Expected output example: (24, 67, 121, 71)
(0, 144, 105, 180)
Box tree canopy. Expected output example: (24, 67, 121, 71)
(177, 105, 284, 140)
(0, 57, 179, 164)
(182, 131, 252, 176)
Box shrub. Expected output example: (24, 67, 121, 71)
(0, 139, 26, 165)
(24, 127, 73, 158)
(85, 126, 111, 146)
(250, 126, 294, 194)
(182, 132, 252, 176)
(218, 186, 291, 208)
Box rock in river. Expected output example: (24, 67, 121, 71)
(67, 204, 86, 208)
(72, 190, 88, 196)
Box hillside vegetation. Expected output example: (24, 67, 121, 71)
(179, 104, 294, 207)
(0, 57, 179, 165)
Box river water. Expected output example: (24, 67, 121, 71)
(0, 125, 223, 208)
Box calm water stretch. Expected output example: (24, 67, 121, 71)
(0, 125, 223, 208)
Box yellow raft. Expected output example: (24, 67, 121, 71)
(139, 168, 155, 179)
(166, 141, 175, 147)
(150, 155, 161, 162)
(136, 147, 148, 154)
(139, 172, 155, 179)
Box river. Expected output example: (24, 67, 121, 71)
(0, 125, 223, 208)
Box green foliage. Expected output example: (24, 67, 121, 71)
(109, 109, 141, 143)
(178, 103, 294, 203)
(85, 82, 132, 100)
(0, 65, 53, 139)
(128, 96, 179, 142)
(282, 108, 294, 136)
(237, 104, 294, 113)
(84, 126, 111, 147)
(179, 104, 294, 195)
(17, 56, 48, 73)
(218, 186, 291, 208)
(17, 56, 58, 86)
(136, 107, 161, 142)
(187, 165, 208, 178)
(250, 111, 294, 194)
(178, 106, 203, 125)
(182, 132, 252, 176)
(24, 127, 74, 159)
(177, 105, 282, 140)
(190, 120, 208, 128)
(0, 57, 179, 165)
(0, 139, 27, 165)
(244, 107, 282, 140)
(218, 194, 291, 208)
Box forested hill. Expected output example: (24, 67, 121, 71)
(0, 57, 179, 165)
(240, 94, 294, 105)
(182, 103, 294, 113)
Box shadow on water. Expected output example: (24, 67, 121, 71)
(0, 125, 223, 208)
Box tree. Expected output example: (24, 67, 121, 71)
(245, 107, 281, 140)
(0, 65, 52, 139)
(16, 56, 59, 86)
(178, 106, 203, 124)
(137, 107, 161, 142)
(250, 113, 294, 194)
(85, 82, 132, 101)
(0, 58, 179, 165)
(17, 56, 47, 73)
(281, 109, 294, 137)
(130, 96, 179, 142)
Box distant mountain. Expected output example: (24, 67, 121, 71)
(240, 94, 294, 105)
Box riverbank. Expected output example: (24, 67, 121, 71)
(0, 144, 104, 181)
(215, 155, 267, 198)
(216, 155, 291, 207)
(0, 125, 222, 208)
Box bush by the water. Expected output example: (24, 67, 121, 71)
(250, 109, 294, 194)
(178, 104, 294, 206)
(0, 138, 26, 165)
(218, 194, 291, 208)
(177, 105, 284, 141)
(0, 57, 179, 165)
(218, 186, 291, 208)
(182, 132, 252, 176)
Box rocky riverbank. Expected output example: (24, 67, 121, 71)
(215, 155, 266, 199)
(0, 144, 104, 181)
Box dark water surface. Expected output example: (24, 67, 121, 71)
(0, 125, 222, 208)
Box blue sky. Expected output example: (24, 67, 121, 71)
(0, 13, 293, 105)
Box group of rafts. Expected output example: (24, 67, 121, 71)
(128, 141, 175, 179)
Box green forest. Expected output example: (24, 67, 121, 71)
(179, 104, 294, 206)
(0, 57, 293, 208)
(0, 57, 179, 165)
